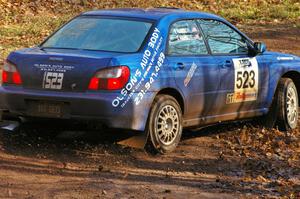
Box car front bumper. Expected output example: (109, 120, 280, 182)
(0, 86, 155, 131)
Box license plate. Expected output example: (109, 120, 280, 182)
(26, 100, 69, 118)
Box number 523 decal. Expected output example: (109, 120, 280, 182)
(43, 72, 64, 90)
(233, 58, 258, 91)
(227, 58, 259, 104)
(236, 70, 256, 89)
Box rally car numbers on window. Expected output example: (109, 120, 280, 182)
(0, 8, 299, 154)
(226, 57, 259, 104)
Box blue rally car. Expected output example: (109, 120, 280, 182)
(1, 8, 299, 153)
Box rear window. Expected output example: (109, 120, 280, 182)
(41, 17, 153, 53)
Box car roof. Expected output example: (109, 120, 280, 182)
(81, 8, 221, 21)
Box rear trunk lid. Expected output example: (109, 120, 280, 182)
(8, 48, 120, 92)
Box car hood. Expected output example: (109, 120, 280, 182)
(264, 51, 300, 61)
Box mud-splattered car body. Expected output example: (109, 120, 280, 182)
(0, 8, 299, 133)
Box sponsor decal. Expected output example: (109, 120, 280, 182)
(184, 62, 197, 87)
(34, 64, 74, 90)
(112, 27, 165, 108)
(226, 92, 257, 104)
(226, 57, 259, 104)
(34, 63, 74, 73)
(134, 52, 165, 106)
(277, 57, 294, 61)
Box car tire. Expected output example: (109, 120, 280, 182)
(263, 78, 298, 130)
(146, 95, 183, 154)
(275, 78, 298, 130)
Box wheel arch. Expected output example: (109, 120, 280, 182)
(282, 71, 300, 106)
(156, 87, 185, 115)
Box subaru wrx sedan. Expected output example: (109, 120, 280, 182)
(1, 8, 299, 153)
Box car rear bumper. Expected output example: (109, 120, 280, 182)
(0, 86, 155, 131)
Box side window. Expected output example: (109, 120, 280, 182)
(168, 20, 208, 56)
(198, 20, 249, 54)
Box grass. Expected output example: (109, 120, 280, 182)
(0, 14, 71, 62)
(0, 0, 299, 63)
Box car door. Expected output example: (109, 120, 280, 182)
(166, 20, 221, 120)
(197, 19, 269, 118)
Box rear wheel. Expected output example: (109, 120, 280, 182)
(147, 95, 183, 154)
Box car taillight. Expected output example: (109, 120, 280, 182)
(2, 60, 22, 85)
(88, 66, 130, 90)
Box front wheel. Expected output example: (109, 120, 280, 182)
(147, 95, 183, 154)
(276, 78, 299, 130)
(265, 78, 299, 130)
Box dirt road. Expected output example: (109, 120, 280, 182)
(0, 24, 299, 199)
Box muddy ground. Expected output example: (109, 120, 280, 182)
(0, 24, 299, 199)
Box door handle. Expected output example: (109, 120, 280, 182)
(176, 62, 185, 70)
(221, 60, 232, 68)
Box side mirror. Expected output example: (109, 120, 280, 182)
(254, 42, 266, 54)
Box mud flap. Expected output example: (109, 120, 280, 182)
(117, 130, 149, 149)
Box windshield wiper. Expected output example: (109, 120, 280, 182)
(40, 47, 82, 50)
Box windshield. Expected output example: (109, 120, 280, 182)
(41, 17, 153, 53)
